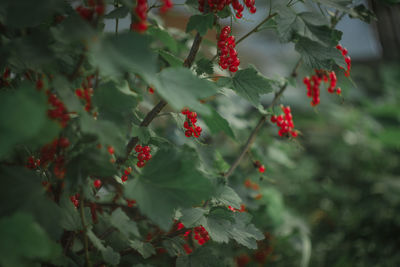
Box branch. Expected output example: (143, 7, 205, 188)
(120, 32, 203, 162)
(223, 59, 301, 179)
(236, 13, 277, 45)
(69, 54, 85, 81)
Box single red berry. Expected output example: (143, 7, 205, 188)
(36, 80, 43, 90)
(94, 179, 102, 188)
(142, 146, 150, 154)
(291, 131, 298, 138)
(137, 161, 145, 168)
(185, 130, 192, 137)
(59, 137, 70, 148)
(148, 87, 154, 94)
(258, 165, 265, 173)
(107, 146, 115, 155)
(336, 87, 342, 95)
(137, 153, 146, 161)
(121, 175, 128, 182)
(135, 145, 142, 153)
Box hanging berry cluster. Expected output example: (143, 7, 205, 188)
(198, 0, 256, 18)
(253, 160, 265, 173)
(270, 106, 298, 138)
(134, 145, 152, 168)
(47, 91, 70, 128)
(121, 166, 132, 182)
(39, 137, 70, 178)
(228, 204, 246, 212)
(126, 199, 136, 207)
(336, 44, 351, 77)
(303, 70, 341, 107)
(75, 0, 105, 21)
(26, 156, 41, 169)
(70, 193, 80, 208)
(177, 222, 210, 254)
(181, 108, 202, 138)
(160, 0, 173, 13)
(131, 0, 148, 32)
(75, 75, 94, 112)
(218, 26, 240, 73)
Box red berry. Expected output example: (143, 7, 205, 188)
(137, 153, 146, 161)
(121, 175, 128, 182)
(148, 87, 154, 94)
(142, 146, 150, 154)
(107, 146, 115, 155)
(185, 130, 192, 137)
(94, 179, 102, 188)
(135, 145, 142, 153)
(336, 87, 342, 95)
(59, 137, 70, 148)
(137, 161, 145, 168)
(258, 165, 265, 173)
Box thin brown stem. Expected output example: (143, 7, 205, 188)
(119, 32, 203, 163)
(69, 54, 85, 81)
(236, 13, 277, 45)
(223, 59, 301, 179)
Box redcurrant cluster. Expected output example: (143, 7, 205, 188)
(75, 76, 94, 112)
(303, 70, 341, 107)
(39, 138, 70, 178)
(47, 91, 70, 128)
(70, 193, 80, 208)
(131, 0, 148, 33)
(134, 145, 152, 168)
(75, 0, 105, 21)
(26, 156, 41, 169)
(336, 44, 351, 77)
(121, 166, 132, 182)
(198, 0, 256, 18)
(270, 106, 298, 138)
(253, 160, 265, 173)
(160, 0, 173, 13)
(228, 204, 246, 212)
(126, 199, 136, 207)
(218, 26, 240, 73)
(181, 108, 202, 138)
(178, 223, 210, 254)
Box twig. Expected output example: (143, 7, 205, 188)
(119, 32, 203, 162)
(79, 195, 92, 267)
(236, 13, 277, 45)
(223, 59, 301, 179)
(69, 54, 85, 81)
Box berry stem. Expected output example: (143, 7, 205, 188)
(235, 12, 277, 45)
(224, 58, 301, 179)
(119, 32, 204, 163)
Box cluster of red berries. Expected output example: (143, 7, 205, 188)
(270, 105, 298, 138)
(36, 79, 44, 90)
(26, 156, 40, 169)
(75, 76, 94, 112)
(198, 0, 256, 18)
(76, 0, 105, 21)
(160, 0, 173, 13)
(303, 70, 341, 106)
(39, 138, 70, 178)
(134, 145, 152, 168)
(181, 108, 202, 138)
(47, 91, 70, 128)
(244, 179, 261, 199)
(218, 26, 240, 73)
(70, 193, 80, 208)
(177, 222, 210, 254)
(228, 204, 246, 212)
(126, 199, 136, 207)
(336, 44, 351, 77)
(253, 160, 265, 173)
(131, 0, 148, 33)
(121, 166, 132, 182)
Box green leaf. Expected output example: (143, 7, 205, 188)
(158, 50, 184, 67)
(105, 6, 130, 19)
(93, 80, 138, 122)
(213, 151, 230, 173)
(102, 246, 121, 266)
(0, 212, 61, 267)
(186, 13, 215, 36)
(0, 82, 59, 158)
(295, 36, 345, 69)
(214, 185, 242, 209)
(157, 67, 217, 115)
(203, 107, 235, 139)
(348, 4, 376, 23)
(195, 58, 214, 75)
(87, 229, 106, 251)
(180, 208, 207, 227)
(0, 0, 66, 28)
(89, 32, 158, 85)
(110, 208, 139, 237)
(148, 27, 179, 53)
(217, 6, 232, 18)
(131, 124, 151, 144)
(124, 146, 214, 230)
(129, 240, 156, 259)
(79, 113, 126, 155)
(228, 66, 274, 108)
(312, 0, 352, 11)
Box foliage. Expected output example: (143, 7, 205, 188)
(0, 0, 384, 266)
